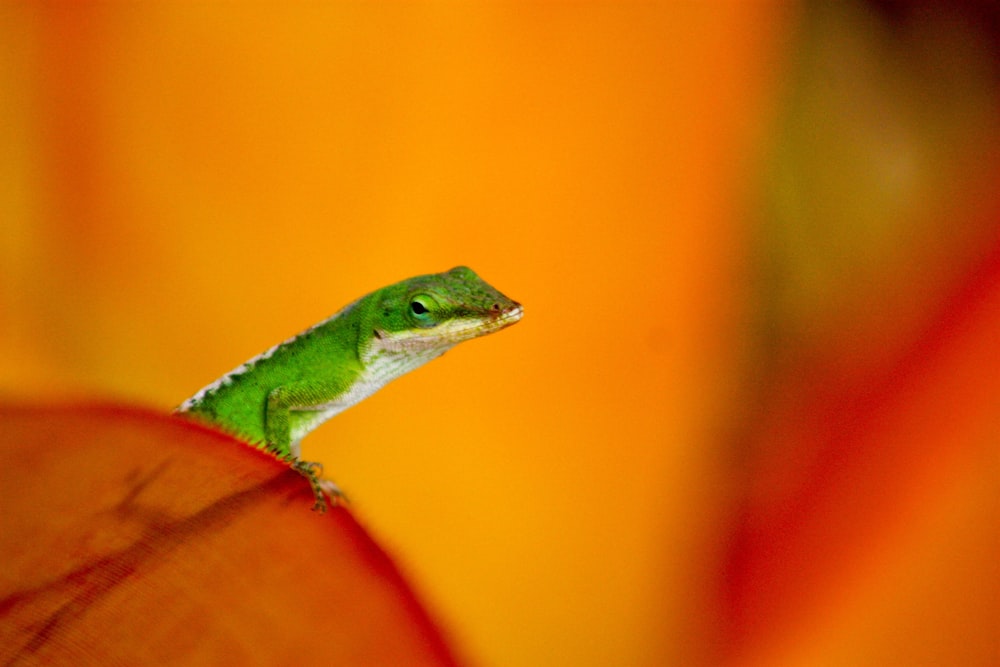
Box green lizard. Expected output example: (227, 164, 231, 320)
(176, 266, 522, 511)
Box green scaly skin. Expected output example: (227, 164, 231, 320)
(176, 266, 523, 511)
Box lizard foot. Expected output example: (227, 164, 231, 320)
(291, 459, 328, 513)
(290, 459, 348, 512)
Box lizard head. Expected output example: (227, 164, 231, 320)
(369, 266, 523, 354)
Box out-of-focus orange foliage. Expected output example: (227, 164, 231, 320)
(718, 3, 1000, 664)
(723, 207, 1000, 665)
(0, 405, 460, 666)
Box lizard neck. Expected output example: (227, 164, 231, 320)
(357, 333, 452, 394)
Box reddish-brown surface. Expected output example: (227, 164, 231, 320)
(0, 405, 460, 666)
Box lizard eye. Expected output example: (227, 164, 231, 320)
(408, 294, 438, 325)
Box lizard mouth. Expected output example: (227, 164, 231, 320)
(493, 302, 524, 326)
(429, 301, 523, 343)
(377, 302, 523, 351)
(468, 302, 524, 335)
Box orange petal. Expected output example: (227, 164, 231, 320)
(0, 404, 461, 666)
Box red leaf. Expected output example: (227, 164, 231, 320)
(0, 404, 462, 666)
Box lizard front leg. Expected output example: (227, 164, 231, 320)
(265, 380, 350, 512)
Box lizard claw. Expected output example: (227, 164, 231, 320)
(290, 459, 344, 513)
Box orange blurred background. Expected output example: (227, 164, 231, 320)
(2, 2, 997, 666)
